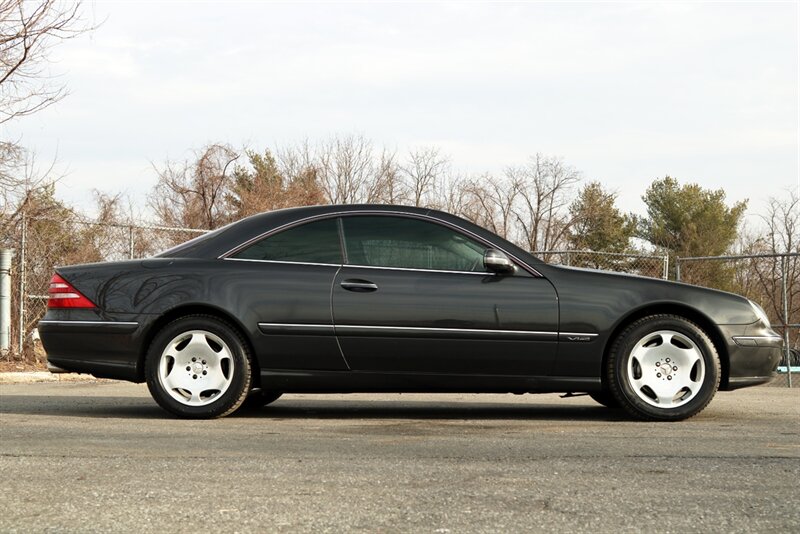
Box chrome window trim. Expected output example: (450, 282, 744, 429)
(223, 257, 342, 268)
(224, 257, 493, 276)
(342, 264, 495, 276)
(217, 209, 543, 277)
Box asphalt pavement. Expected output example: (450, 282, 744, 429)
(1, 380, 798, 533)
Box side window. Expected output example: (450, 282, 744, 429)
(341, 216, 487, 272)
(232, 218, 342, 264)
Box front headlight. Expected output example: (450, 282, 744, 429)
(749, 300, 771, 327)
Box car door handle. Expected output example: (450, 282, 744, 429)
(340, 279, 378, 292)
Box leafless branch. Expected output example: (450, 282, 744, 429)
(0, 0, 93, 124)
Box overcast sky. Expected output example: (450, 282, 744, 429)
(7, 1, 799, 226)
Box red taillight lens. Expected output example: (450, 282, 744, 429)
(47, 274, 97, 309)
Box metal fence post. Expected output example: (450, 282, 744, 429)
(663, 256, 669, 280)
(0, 249, 14, 354)
(675, 258, 681, 282)
(782, 254, 792, 388)
(128, 225, 135, 259)
(17, 216, 27, 355)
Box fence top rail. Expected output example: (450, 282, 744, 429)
(83, 222, 210, 234)
(677, 252, 799, 261)
(532, 250, 668, 260)
(19, 215, 210, 234)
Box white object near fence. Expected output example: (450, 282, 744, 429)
(0, 249, 14, 353)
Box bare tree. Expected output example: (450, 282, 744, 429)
(149, 144, 240, 230)
(1, 0, 90, 124)
(511, 154, 581, 252)
(0, 140, 23, 193)
(1, 0, 93, 230)
(317, 134, 380, 204)
(762, 190, 799, 255)
(0, 147, 60, 242)
(227, 148, 325, 218)
(749, 190, 800, 328)
(399, 147, 449, 207)
(368, 149, 404, 205)
(460, 173, 518, 240)
(438, 174, 470, 216)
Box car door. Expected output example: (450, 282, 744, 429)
(224, 217, 348, 371)
(332, 214, 559, 376)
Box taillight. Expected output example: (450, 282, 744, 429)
(48, 274, 97, 309)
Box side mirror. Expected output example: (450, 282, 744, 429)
(483, 249, 515, 274)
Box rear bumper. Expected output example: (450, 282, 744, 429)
(39, 319, 144, 382)
(47, 361, 70, 373)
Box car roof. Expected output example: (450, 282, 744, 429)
(156, 204, 543, 266)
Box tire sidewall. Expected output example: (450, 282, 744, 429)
(145, 316, 252, 419)
(609, 315, 720, 421)
(589, 390, 620, 409)
(241, 389, 283, 410)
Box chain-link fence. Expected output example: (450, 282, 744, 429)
(677, 253, 798, 387)
(532, 250, 669, 279)
(2, 218, 795, 388)
(7, 217, 207, 359)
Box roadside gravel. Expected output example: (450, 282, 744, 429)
(0, 371, 95, 384)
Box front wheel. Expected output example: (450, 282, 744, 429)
(145, 315, 252, 419)
(589, 391, 620, 409)
(607, 315, 720, 421)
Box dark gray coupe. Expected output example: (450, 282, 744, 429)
(39, 205, 783, 420)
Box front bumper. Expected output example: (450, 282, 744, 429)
(720, 324, 783, 390)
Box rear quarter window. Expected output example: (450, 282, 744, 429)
(232, 218, 342, 264)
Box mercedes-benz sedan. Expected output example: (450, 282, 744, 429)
(39, 205, 783, 420)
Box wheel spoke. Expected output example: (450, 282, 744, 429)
(660, 334, 701, 368)
(161, 359, 189, 391)
(630, 374, 648, 393)
(184, 333, 217, 360)
(205, 365, 230, 392)
(652, 382, 681, 405)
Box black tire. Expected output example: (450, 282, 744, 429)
(145, 315, 252, 419)
(589, 390, 620, 409)
(607, 314, 720, 422)
(242, 389, 283, 409)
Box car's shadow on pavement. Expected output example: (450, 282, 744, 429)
(0, 395, 167, 419)
(0, 394, 631, 421)
(234, 400, 631, 422)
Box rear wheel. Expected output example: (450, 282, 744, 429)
(145, 315, 252, 419)
(607, 315, 720, 421)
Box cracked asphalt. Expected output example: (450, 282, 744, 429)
(1, 381, 798, 533)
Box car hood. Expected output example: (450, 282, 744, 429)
(541, 263, 759, 326)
